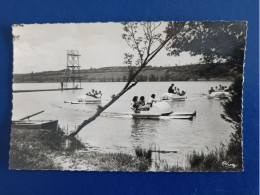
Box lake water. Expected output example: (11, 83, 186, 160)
(12, 81, 233, 167)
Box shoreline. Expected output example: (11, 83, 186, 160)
(9, 127, 152, 171)
(12, 79, 233, 84)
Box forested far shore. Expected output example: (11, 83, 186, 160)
(13, 63, 238, 83)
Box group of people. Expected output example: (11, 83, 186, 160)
(86, 89, 102, 99)
(168, 84, 186, 96)
(208, 84, 230, 94)
(132, 94, 157, 112)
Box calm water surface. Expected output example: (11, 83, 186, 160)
(13, 81, 233, 166)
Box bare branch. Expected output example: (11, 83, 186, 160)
(69, 22, 174, 137)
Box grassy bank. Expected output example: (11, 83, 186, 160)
(9, 126, 242, 172)
(153, 143, 242, 172)
(9, 127, 152, 171)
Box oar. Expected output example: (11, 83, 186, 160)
(19, 110, 44, 121)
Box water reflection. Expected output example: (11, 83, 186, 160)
(131, 118, 169, 148)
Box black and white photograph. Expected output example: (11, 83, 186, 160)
(10, 21, 247, 171)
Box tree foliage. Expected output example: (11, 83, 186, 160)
(220, 76, 243, 169)
(166, 21, 247, 72)
(165, 21, 246, 169)
(165, 21, 246, 168)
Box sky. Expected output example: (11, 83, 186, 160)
(13, 22, 202, 74)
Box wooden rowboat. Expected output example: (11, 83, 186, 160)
(12, 110, 58, 131)
(12, 120, 58, 130)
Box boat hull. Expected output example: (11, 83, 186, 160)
(71, 100, 101, 104)
(132, 114, 161, 119)
(132, 113, 194, 120)
(207, 91, 230, 99)
(160, 93, 186, 101)
(12, 120, 58, 130)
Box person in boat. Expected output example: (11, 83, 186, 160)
(208, 87, 215, 94)
(139, 96, 146, 106)
(178, 90, 186, 96)
(92, 90, 97, 97)
(173, 87, 177, 94)
(224, 86, 230, 92)
(95, 91, 102, 99)
(132, 96, 140, 112)
(176, 88, 180, 95)
(168, 84, 174, 93)
(86, 89, 95, 97)
(138, 96, 150, 111)
(147, 94, 157, 107)
(218, 84, 223, 91)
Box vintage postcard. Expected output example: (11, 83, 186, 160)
(10, 21, 247, 171)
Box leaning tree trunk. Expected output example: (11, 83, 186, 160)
(68, 36, 173, 137)
(68, 81, 138, 137)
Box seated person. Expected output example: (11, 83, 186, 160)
(138, 96, 150, 111)
(208, 87, 215, 94)
(147, 94, 157, 107)
(86, 89, 95, 96)
(132, 96, 140, 112)
(138, 96, 145, 106)
(168, 84, 174, 93)
(178, 90, 186, 96)
(224, 86, 230, 92)
(86, 89, 99, 98)
(218, 84, 223, 91)
(176, 88, 180, 95)
(172, 87, 177, 94)
(95, 91, 102, 99)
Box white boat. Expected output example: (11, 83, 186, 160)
(132, 101, 195, 120)
(132, 101, 172, 119)
(72, 100, 101, 104)
(65, 94, 101, 104)
(162, 115, 193, 120)
(160, 93, 187, 101)
(207, 91, 230, 99)
(171, 115, 193, 119)
(172, 111, 196, 116)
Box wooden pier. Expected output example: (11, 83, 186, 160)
(13, 87, 83, 93)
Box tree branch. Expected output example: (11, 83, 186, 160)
(69, 22, 174, 137)
(69, 81, 139, 137)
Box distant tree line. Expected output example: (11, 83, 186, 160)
(13, 63, 236, 83)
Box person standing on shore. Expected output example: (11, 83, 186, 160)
(60, 81, 63, 91)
